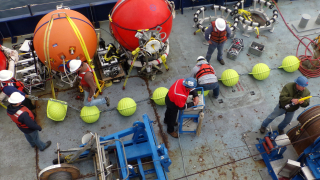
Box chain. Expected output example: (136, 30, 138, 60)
(68, 104, 81, 112)
(237, 66, 279, 76)
(100, 96, 152, 113)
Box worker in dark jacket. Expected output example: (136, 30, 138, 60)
(164, 77, 199, 138)
(260, 76, 310, 135)
(191, 56, 219, 99)
(0, 70, 36, 111)
(69, 60, 110, 107)
(205, 18, 231, 65)
(7, 92, 51, 151)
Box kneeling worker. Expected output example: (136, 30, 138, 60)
(164, 77, 199, 138)
(191, 56, 219, 99)
(7, 92, 51, 151)
(69, 60, 110, 107)
(259, 76, 310, 135)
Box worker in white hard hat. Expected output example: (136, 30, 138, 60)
(204, 18, 231, 65)
(69, 60, 110, 107)
(0, 70, 36, 111)
(7, 92, 51, 151)
(191, 56, 219, 99)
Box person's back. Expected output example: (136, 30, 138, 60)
(6, 92, 51, 151)
(191, 56, 220, 99)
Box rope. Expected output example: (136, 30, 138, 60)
(270, 0, 320, 78)
(64, 14, 102, 93)
(43, 15, 56, 99)
(296, 113, 320, 135)
(296, 37, 320, 78)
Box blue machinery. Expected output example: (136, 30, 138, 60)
(178, 87, 205, 136)
(255, 130, 287, 180)
(293, 137, 320, 180)
(255, 104, 320, 180)
(52, 114, 171, 180)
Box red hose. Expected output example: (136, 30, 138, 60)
(271, 0, 320, 77)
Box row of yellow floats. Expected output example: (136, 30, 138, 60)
(46, 56, 300, 123)
(47, 97, 138, 123)
(220, 55, 300, 86)
(80, 98, 137, 123)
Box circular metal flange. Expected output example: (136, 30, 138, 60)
(39, 164, 80, 180)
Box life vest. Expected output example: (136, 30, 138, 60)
(7, 106, 35, 128)
(209, 21, 227, 43)
(168, 79, 190, 108)
(196, 64, 215, 79)
(78, 64, 95, 87)
(0, 78, 25, 93)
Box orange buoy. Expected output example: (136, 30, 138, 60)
(33, 9, 97, 72)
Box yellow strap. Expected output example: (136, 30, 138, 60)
(137, 29, 149, 32)
(0, 102, 7, 109)
(65, 15, 102, 93)
(123, 47, 140, 89)
(254, 27, 259, 36)
(161, 55, 169, 70)
(123, 54, 138, 89)
(103, 55, 119, 62)
(43, 16, 56, 99)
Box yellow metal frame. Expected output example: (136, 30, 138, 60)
(78, 80, 105, 98)
(65, 14, 102, 93)
(0, 102, 7, 109)
(93, 80, 105, 98)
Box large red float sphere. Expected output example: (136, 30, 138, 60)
(110, 0, 173, 51)
(0, 46, 7, 71)
(33, 9, 97, 72)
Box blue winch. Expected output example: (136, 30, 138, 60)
(39, 114, 171, 180)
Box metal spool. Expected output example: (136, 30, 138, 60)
(48, 171, 72, 180)
(287, 105, 320, 155)
(39, 164, 80, 180)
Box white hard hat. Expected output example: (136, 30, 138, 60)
(215, 18, 226, 31)
(0, 70, 14, 81)
(8, 92, 25, 104)
(69, 60, 82, 72)
(197, 56, 206, 62)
